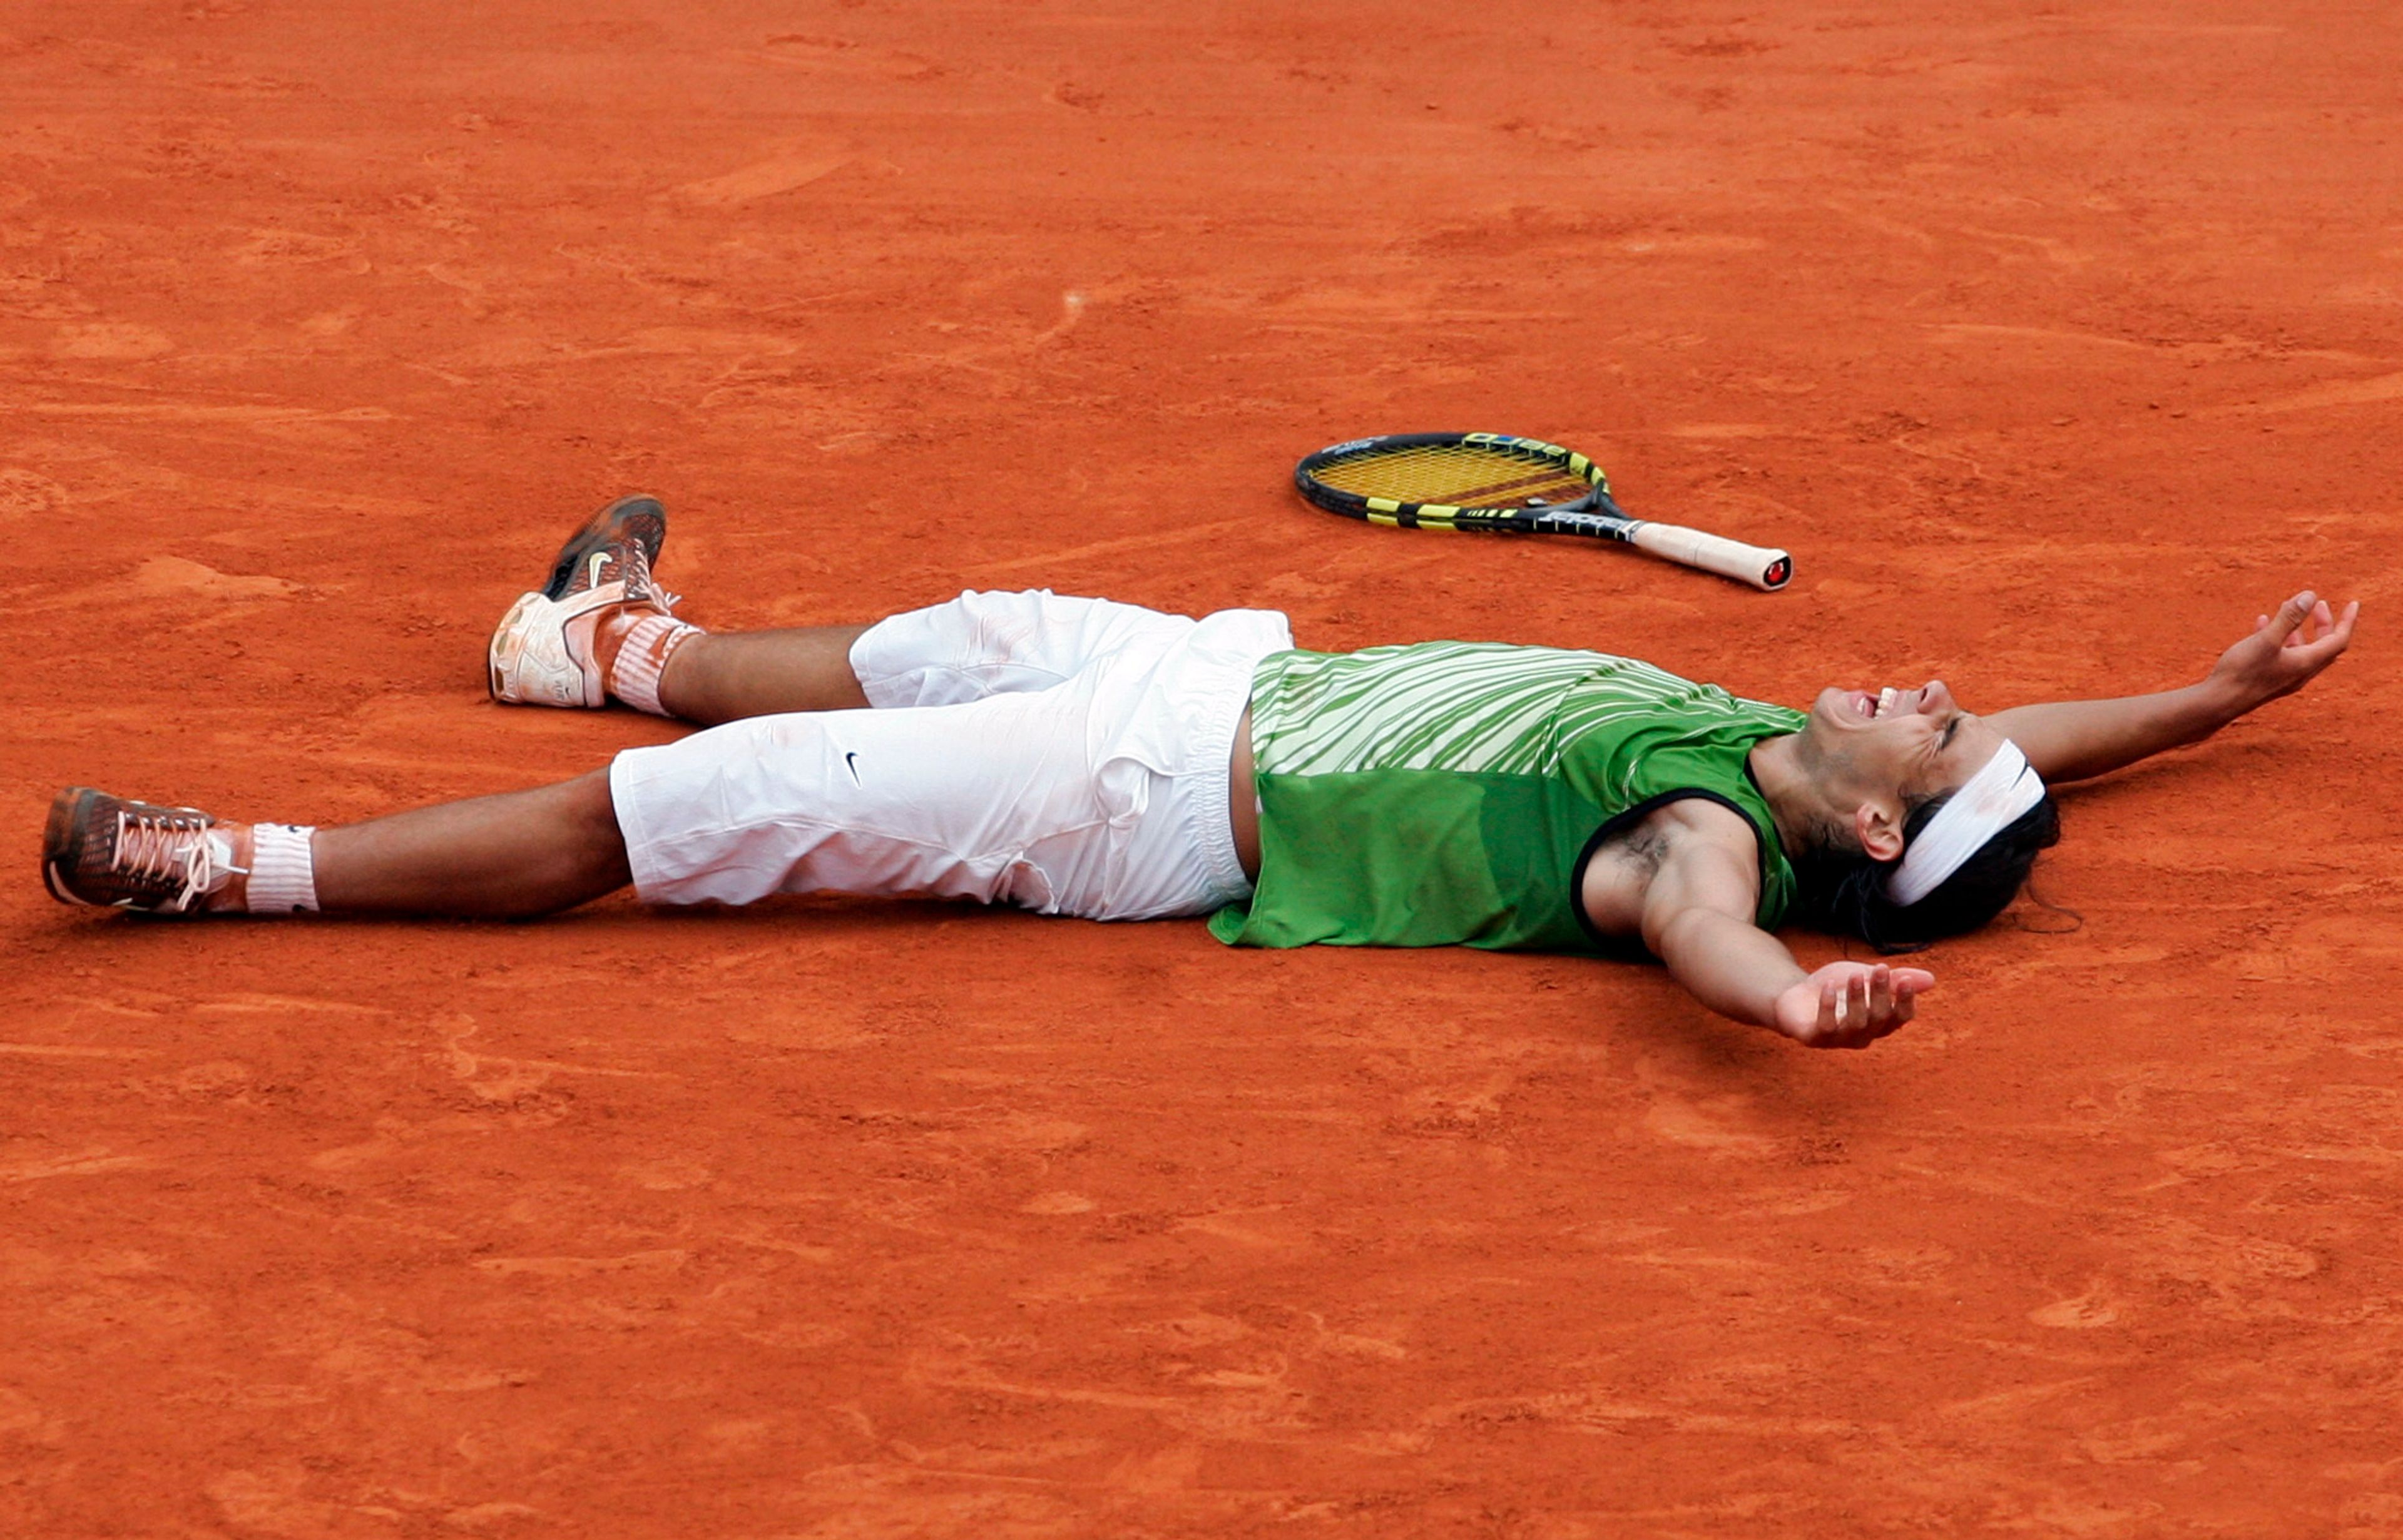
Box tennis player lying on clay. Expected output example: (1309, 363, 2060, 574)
(43, 498, 2359, 1049)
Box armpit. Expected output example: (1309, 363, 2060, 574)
(1575, 792, 1765, 946)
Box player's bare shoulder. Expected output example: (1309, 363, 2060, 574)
(1578, 797, 1763, 942)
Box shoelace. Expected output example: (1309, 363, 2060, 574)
(628, 549, 680, 613)
(579, 548, 678, 613)
(111, 808, 225, 912)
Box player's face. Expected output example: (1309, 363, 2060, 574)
(1802, 679, 2009, 803)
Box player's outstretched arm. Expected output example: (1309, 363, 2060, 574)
(1986, 590, 2359, 784)
(1633, 810, 1931, 1049)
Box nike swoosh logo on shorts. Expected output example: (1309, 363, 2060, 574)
(844, 751, 860, 784)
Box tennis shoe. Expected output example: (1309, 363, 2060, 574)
(43, 787, 243, 914)
(540, 494, 665, 596)
(489, 496, 678, 708)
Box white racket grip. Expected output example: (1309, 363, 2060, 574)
(1628, 521, 1792, 591)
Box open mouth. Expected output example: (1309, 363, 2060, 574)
(1847, 686, 1911, 720)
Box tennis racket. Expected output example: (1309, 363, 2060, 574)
(1294, 432, 1792, 591)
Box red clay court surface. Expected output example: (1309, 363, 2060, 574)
(6, 1, 2401, 1534)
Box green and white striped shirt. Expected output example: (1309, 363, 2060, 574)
(1208, 641, 1805, 952)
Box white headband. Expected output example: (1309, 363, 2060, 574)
(1886, 740, 2046, 907)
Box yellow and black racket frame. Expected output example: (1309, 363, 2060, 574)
(1294, 431, 1622, 533)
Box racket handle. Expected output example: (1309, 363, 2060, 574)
(1629, 521, 1793, 591)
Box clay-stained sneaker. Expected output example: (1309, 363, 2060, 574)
(488, 495, 676, 708)
(43, 787, 242, 914)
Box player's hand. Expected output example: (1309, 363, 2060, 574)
(2208, 590, 2359, 715)
(1771, 962, 1934, 1049)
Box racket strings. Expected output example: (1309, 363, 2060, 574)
(1315, 445, 1596, 508)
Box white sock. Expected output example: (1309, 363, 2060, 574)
(245, 824, 320, 914)
(610, 613, 703, 717)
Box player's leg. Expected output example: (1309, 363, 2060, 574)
(483, 496, 874, 724)
(312, 770, 630, 915)
(487, 499, 1247, 729)
(646, 591, 1182, 725)
(649, 625, 872, 725)
(44, 773, 631, 919)
(49, 679, 1126, 922)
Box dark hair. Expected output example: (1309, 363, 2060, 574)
(1790, 791, 2062, 953)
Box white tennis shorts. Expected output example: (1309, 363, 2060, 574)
(607, 590, 1293, 920)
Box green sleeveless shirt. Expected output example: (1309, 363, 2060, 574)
(1207, 641, 1806, 953)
